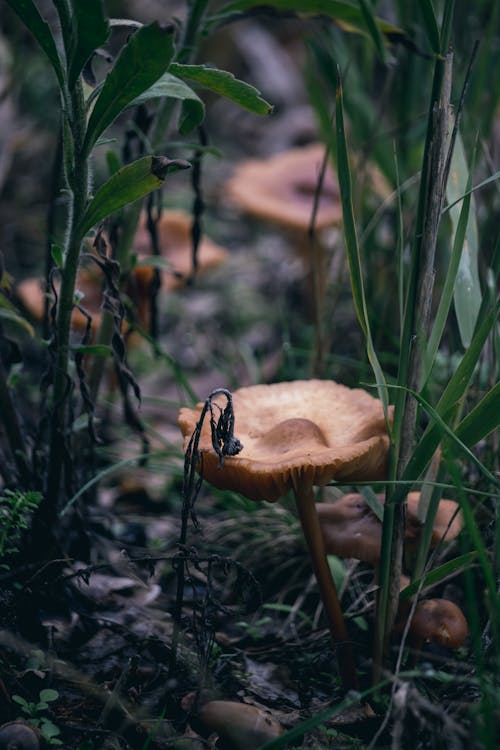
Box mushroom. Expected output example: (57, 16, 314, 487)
(0, 722, 40, 750)
(316, 491, 462, 564)
(133, 209, 228, 290)
(225, 143, 341, 319)
(191, 701, 284, 750)
(15, 210, 227, 336)
(15, 265, 153, 339)
(394, 598, 468, 651)
(178, 379, 391, 690)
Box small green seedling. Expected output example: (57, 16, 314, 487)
(12, 688, 63, 746)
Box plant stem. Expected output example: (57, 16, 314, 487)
(374, 51, 454, 678)
(43, 75, 89, 521)
(295, 485, 357, 691)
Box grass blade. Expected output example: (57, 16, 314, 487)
(335, 68, 389, 414)
(358, 0, 388, 64)
(417, 0, 441, 54)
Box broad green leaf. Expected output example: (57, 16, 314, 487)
(130, 73, 205, 134)
(446, 134, 481, 346)
(443, 169, 500, 214)
(358, 0, 388, 64)
(84, 23, 176, 155)
(5, 0, 64, 87)
(336, 71, 389, 415)
(400, 552, 477, 600)
(39, 688, 59, 703)
(417, 0, 441, 54)
(217, 0, 402, 35)
(78, 156, 190, 236)
(423, 150, 474, 383)
(68, 0, 109, 87)
(169, 63, 273, 116)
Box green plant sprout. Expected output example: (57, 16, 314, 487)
(0, 490, 42, 568)
(12, 688, 63, 746)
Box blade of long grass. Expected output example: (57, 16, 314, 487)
(335, 68, 389, 415)
(400, 303, 498, 499)
(401, 551, 477, 600)
(417, 0, 441, 55)
(358, 0, 388, 64)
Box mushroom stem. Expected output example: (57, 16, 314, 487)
(294, 485, 358, 690)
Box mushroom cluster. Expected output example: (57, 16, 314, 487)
(179, 379, 391, 689)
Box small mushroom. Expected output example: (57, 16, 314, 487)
(226, 143, 341, 317)
(179, 379, 391, 690)
(0, 722, 40, 750)
(15, 266, 152, 339)
(394, 598, 468, 650)
(192, 701, 284, 750)
(316, 491, 462, 564)
(133, 209, 228, 290)
(226, 143, 342, 232)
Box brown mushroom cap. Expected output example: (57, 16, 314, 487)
(395, 599, 468, 649)
(16, 266, 153, 337)
(178, 380, 390, 503)
(226, 143, 343, 232)
(133, 209, 228, 289)
(317, 491, 462, 563)
(194, 701, 284, 750)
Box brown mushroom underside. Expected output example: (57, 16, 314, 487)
(316, 492, 462, 563)
(178, 380, 391, 502)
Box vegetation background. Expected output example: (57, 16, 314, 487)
(0, 0, 499, 748)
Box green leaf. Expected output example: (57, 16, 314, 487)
(336, 70, 389, 415)
(216, 0, 402, 35)
(51, 243, 64, 268)
(70, 344, 112, 356)
(84, 22, 176, 155)
(400, 552, 477, 600)
(5, 0, 65, 87)
(39, 688, 59, 703)
(130, 73, 205, 134)
(446, 133, 481, 346)
(417, 0, 441, 55)
(78, 156, 190, 236)
(400, 304, 499, 488)
(423, 144, 475, 383)
(358, 0, 388, 64)
(68, 0, 109, 87)
(456, 380, 500, 448)
(0, 309, 35, 338)
(169, 63, 273, 116)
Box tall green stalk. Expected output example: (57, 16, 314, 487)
(374, 0, 456, 677)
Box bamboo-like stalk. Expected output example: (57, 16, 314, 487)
(374, 51, 454, 678)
